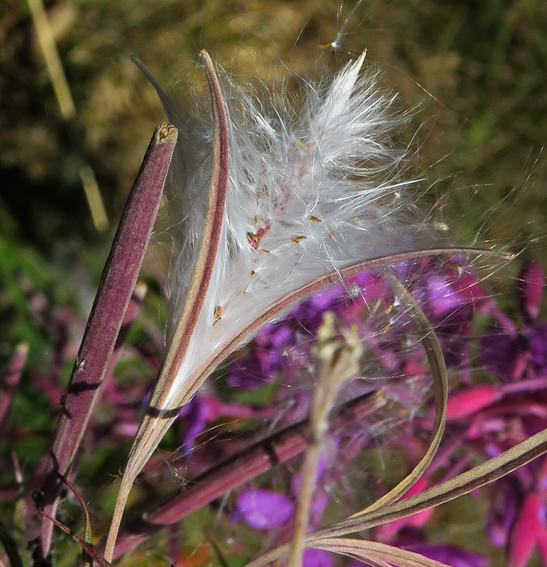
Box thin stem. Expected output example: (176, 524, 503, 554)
(26, 0, 75, 120)
(288, 442, 322, 567)
(288, 313, 362, 567)
(108, 391, 386, 558)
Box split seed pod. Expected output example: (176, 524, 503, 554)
(105, 50, 479, 558)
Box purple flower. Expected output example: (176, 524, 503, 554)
(480, 331, 528, 381)
(486, 479, 518, 546)
(479, 259, 547, 381)
(530, 323, 547, 373)
(290, 286, 343, 335)
(234, 487, 294, 530)
(517, 261, 545, 322)
(177, 396, 208, 452)
(403, 544, 489, 567)
(227, 351, 269, 390)
(256, 322, 297, 377)
(303, 548, 334, 567)
(427, 275, 466, 317)
(227, 320, 300, 389)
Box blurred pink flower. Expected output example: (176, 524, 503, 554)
(234, 487, 294, 530)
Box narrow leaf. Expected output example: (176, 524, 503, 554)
(320, 426, 547, 539)
(313, 538, 452, 567)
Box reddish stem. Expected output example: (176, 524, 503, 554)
(29, 122, 177, 560)
(102, 281, 148, 389)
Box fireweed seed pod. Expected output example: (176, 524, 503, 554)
(105, 50, 500, 559)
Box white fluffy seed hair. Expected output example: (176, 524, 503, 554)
(153, 52, 441, 409)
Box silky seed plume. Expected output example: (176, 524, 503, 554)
(162, 51, 435, 409)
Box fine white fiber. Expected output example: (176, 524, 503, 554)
(152, 51, 445, 410)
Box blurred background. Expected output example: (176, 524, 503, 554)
(2, 0, 546, 351)
(0, 0, 546, 564)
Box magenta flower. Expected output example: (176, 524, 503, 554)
(507, 493, 543, 567)
(426, 274, 466, 317)
(303, 548, 334, 567)
(446, 384, 502, 421)
(234, 487, 294, 530)
(530, 323, 547, 373)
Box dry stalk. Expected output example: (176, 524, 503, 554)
(288, 312, 362, 567)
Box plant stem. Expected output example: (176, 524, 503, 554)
(288, 313, 362, 567)
(108, 391, 385, 558)
(30, 122, 177, 560)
